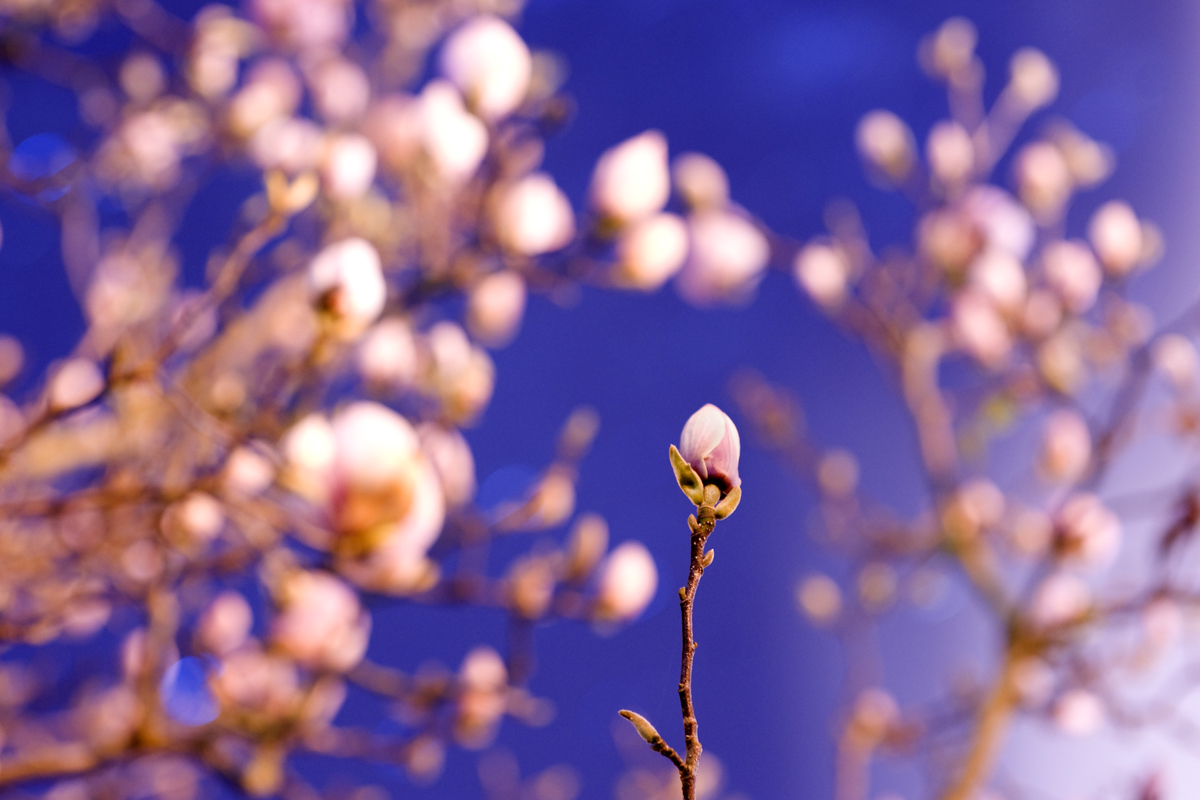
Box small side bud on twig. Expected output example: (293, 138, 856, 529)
(713, 485, 741, 519)
(619, 709, 663, 744)
(688, 514, 700, 533)
(670, 444, 706, 505)
(701, 548, 715, 568)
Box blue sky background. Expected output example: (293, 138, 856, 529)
(2, 0, 1200, 798)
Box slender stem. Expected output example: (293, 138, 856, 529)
(937, 650, 1018, 800)
(678, 484, 719, 799)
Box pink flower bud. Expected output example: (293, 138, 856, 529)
(440, 16, 532, 120)
(676, 209, 770, 306)
(590, 130, 671, 223)
(615, 213, 689, 290)
(595, 541, 658, 622)
(357, 317, 418, 389)
(1008, 48, 1059, 109)
(1040, 409, 1091, 482)
(1042, 240, 1100, 314)
(494, 173, 575, 256)
(310, 58, 371, 124)
(678, 403, 741, 490)
(1016, 142, 1071, 221)
(467, 270, 527, 346)
(1053, 689, 1104, 736)
(197, 591, 253, 656)
(1029, 571, 1090, 629)
(961, 186, 1035, 262)
(49, 358, 105, 410)
(794, 243, 850, 309)
(855, 110, 914, 182)
(320, 133, 377, 199)
(1088, 200, 1144, 276)
(271, 570, 369, 672)
(672, 152, 728, 210)
(307, 237, 387, 333)
(926, 120, 974, 188)
(1055, 492, 1120, 568)
(417, 81, 489, 183)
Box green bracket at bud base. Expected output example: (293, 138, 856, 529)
(670, 444, 706, 506)
(713, 485, 741, 519)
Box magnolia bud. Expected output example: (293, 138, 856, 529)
(308, 237, 387, 334)
(440, 16, 532, 120)
(615, 213, 689, 290)
(590, 131, 670, 224)
(672, 152, 729, 210)
(856, 110, 914, 182)
(1088, 200, 1143, 277)
(595, 541, 657, 622)
(1015, 142, 1071, 221)
(678, 403, 741, 492)
(1039, 409, 1091, 482)
(495, 173, 575, 256)
(676, 210, 770, 306)
(467, 271, 526, 347)
(1053, 689, 1104, 736)
(618, 709, 662, 744)
(926, 120, 974, 188)
(418, 81, 489, 183)
(320, 133, 377, 200)
(1042, 240, 1100, 314)
(49, 358, 105, 410)
(794, 243, 849, 309)
(1055, 492, 1120, 568)
(1153, 334, 1199, 390)
(1009, 48, 1059, 109)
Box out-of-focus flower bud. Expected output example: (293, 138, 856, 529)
(250, 117, 323, 174)
(794, 243, 850, 309)
(251, 0, 350, 52)
(418, 423, 476, 508)
(614, 213, 689, 290)
(962, 186, 1035, 262)
(308, 237, 387, 336)
(467, 271, 526, 347)
(1153, 334, 1199, 391)
(212, 645, 299, 716)
(1037, 329, 1086, 394)
(455, 646, 508, 748)
(1022, 289, 1063, 340)
(1042, 240, 1100, 314)
(951, 289, 1011, 368)
(440, 16, 532, 120)
(1039, 409, 1091, 483)
(416, 81, 489, 184)
(594, 541, 658, 622)
(424, 321, 496, 424)
(0, 335, 23, 387)
(942, 479, 1005, 541)
(227, 60, 300, 138)
(918, 210, 979, 276)
(222, 444, 276, 496)
(796, 574, 842, 626)
(320, 133, 377, 200)
(1016, 142, 1071, 221)
(1142, 596, 1181, 654)
(1088, 200, 1144, 277)
(564, 513, 609, 582)
(855, 110, 915, 183)
(968, 250, 1026, 313)
(310, 58, 370, 125)
(1029, 571, 1090, 629)
(1008, 48, 1059, 109)
(857, 562, 897, 611)
(329, 401, 418, 523)
(672, 152, 729, 210)
(271, 570, 370, 672)
(49, 358, 105, 410)
(507, 554, 558, 619)
(494, 173, 575, 256)
(1054, 493, 1120, 568)
(280, 413, 337, 504)
(679, 403, 741, 492)
(921, 17, 977, 79)
(847, 687, 899, 746)
(1053, 689, 1104, 736)
(590, 131, 670, 224)
(358, 317, 418, 389)
(1011, 656, 1055, 707)
(169, 492, 226, 542)
(676, 210, 770, 306)
(926, 120, 974, 188)
(817, 449, 858, 499)
(197, 591, 253, 656)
